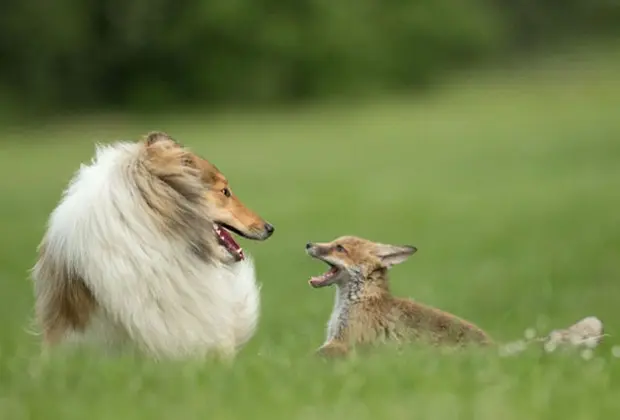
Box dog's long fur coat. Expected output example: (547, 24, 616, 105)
(32, 136, 261, 359)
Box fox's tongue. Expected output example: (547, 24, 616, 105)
(309, 266, 339, 288)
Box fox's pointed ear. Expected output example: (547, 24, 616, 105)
(375, 244, 417, 268)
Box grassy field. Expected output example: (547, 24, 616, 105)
(1, 46, 620, 419)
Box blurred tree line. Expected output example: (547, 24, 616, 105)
(0, 0, 618, 111)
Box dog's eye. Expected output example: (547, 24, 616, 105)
(335, 245, 346, 253)
(222, 188, 231, 197)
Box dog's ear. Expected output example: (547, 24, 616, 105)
(143, 131, 178, 147)
(374, 243, 417, 268)
(142, 132, 202, 200)
(144, 132, 195, 168)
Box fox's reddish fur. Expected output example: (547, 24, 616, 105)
(306, 236, 492, 357)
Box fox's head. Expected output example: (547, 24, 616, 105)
(143, 131, 275, 263)
(305, 236, 417, 288)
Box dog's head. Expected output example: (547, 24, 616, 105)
(140, 131, 274, 263)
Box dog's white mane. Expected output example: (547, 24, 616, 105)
(34, 142, 260, 359)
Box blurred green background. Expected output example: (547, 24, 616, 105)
(1, 2, 620, 419)
(1, 0, 619, 113)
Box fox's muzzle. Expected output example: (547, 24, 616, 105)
(305, 242, 326, 258)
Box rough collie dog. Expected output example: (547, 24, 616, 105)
(31, 132, 275, 360)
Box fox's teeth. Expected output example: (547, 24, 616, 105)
(313, 272, 330, 281)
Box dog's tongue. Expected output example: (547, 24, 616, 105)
(217, 226, 244, 260)
(219, 228, 239, 250)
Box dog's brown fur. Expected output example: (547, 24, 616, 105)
(34, 244, 97, 346)
(306, 236, 492, 357)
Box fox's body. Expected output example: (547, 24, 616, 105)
(325, 283, 492, 349)
(306, 236, 491, 356)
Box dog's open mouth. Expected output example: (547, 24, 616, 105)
(309, 264, 340, 288)
(214, 223, 244, 261)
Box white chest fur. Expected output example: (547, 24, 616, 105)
(325, 285, 355, 343)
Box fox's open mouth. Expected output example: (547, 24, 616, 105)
(309, 264, 340, 288)
(214, 223, 244, 261)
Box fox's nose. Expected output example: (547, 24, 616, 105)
(264, 223, 275, 237)
(305, 242, 313, 250)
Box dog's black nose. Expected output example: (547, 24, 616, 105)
(305, 242, 313, 250)
(264, 223, 275, 236)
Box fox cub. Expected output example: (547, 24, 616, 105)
(305, 236, 492, 357)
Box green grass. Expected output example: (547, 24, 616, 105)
(1, 46, 620, 419)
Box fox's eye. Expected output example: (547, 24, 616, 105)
(222, 188, 231, 197)
(335, 245, 346, 253)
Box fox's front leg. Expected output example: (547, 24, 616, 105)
(316, 340, 349, 358)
